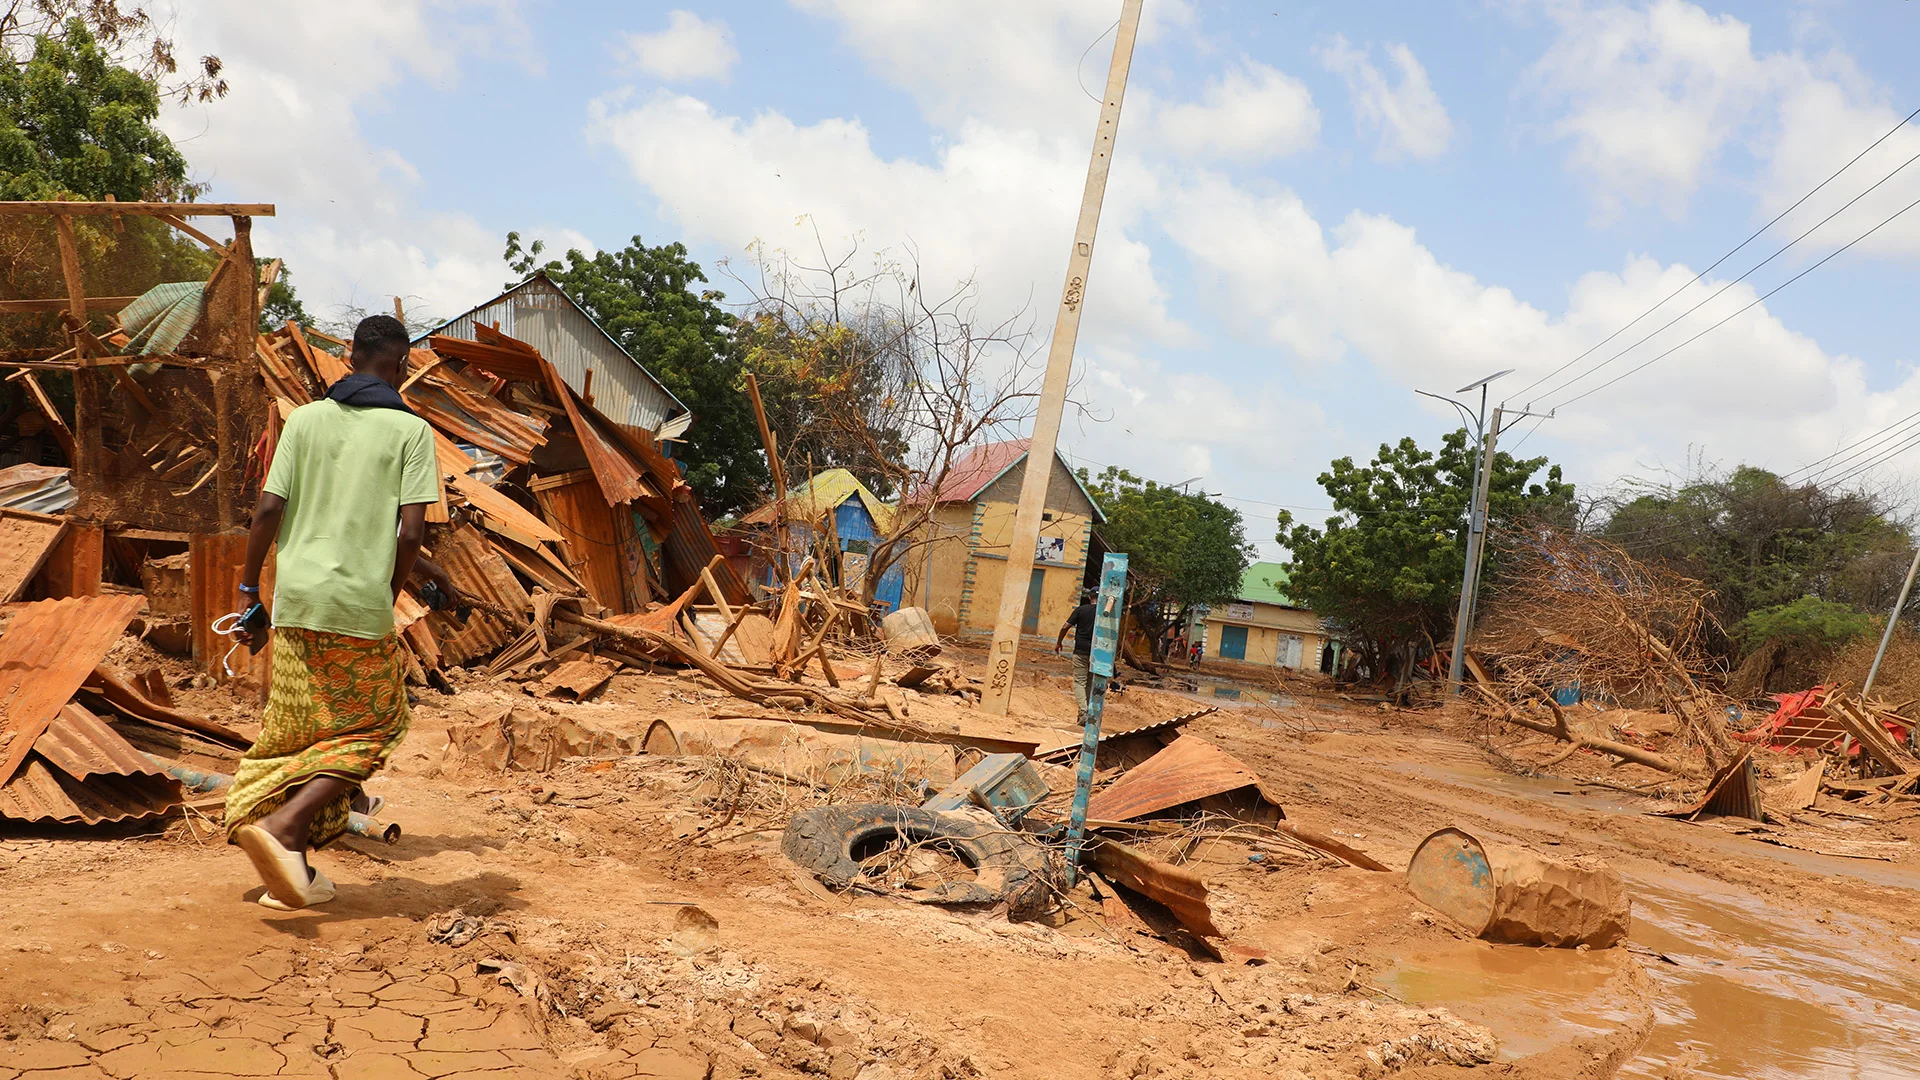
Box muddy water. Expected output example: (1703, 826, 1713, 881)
(1621, 871, 1920, 1079)
(1375, 755, 1920, 1078)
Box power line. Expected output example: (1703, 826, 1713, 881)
(1531, 145, 1920, 409)
(1785, 407, 1920, 481)
(1551, 190, 1920, 410)
(1509, 105, 1920, 405)
(1796, 411, 1920, 489)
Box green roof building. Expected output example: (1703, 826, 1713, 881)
(1200, 561, 1329, 670)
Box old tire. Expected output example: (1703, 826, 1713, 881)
(781, 803, 1049, 919)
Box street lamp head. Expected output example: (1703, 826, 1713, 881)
(1456, 369, 1514, 394)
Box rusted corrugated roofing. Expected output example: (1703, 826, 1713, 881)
(665, 498, 751, 606)
(0, 594, 144, 782)
(1035, 706, 1217, 761)
(1084, 735, 1281, 823)
(436, 524, 527, 664)
(80, 667, 252, 749)
(0, 703, 184, 825)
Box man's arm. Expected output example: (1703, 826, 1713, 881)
(409, 554, 455, 599)
(391, 503, 428, 600)
(233, 493, 286, 645)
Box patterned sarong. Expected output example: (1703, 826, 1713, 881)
(225, 628, 411, 849)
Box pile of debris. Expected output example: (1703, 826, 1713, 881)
(0, 593, 250, 826)
(1469, 526, 1738, 779)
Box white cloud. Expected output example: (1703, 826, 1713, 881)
(617, 10, 738, 83)
(1526, 0, 1779, 219)
(789, 0, 1193, 138)
(584, 91, 1186, 350)
(157, 0, 535, 324)
(1527, 1, 1920, 251)
(1143, 63, 1319, 161)
(1316, 36, 1453, 162)
(1157, 169, 1920, 495)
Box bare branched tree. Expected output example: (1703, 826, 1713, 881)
(726, 232, 1048, 612)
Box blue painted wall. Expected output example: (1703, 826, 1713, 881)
(758, 500, 905, 613)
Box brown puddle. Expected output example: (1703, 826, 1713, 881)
(1620, 870, 1920, 1080)
(1379, 752, 1920, 1078)
(1384, 939, 1628, 1059)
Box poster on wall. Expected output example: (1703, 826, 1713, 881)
(1225, 601, 1255, 620)
(1035, 536, 1067, 563)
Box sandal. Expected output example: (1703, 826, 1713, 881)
(234, 824, 333, 909)
(258, 867, 335, 911)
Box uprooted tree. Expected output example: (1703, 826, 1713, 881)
(1474, 524, 1735, 777)
(728, 237, 1047, 612)
(1275, 429, 1575, 680)
(1081, 466, 1253, 661)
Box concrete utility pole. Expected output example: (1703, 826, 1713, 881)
(1448, 406, 1503, 694)
(980, 0, 1143, 716)
(1862, 545, 1920, 701)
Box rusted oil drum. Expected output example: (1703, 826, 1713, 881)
(1406, 827, 1630, 948)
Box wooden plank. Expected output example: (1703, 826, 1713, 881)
(0, 510, 68, 601)
(0, 202, 275, 217)
(290, 322, 350, 386)
(12, 371, 76, 463)
(51, 215, 88, 316)
(0, 296, 140, 314)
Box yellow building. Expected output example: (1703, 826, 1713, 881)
(1201, 562, 1329, 670)
(910, 439, 1104, 638)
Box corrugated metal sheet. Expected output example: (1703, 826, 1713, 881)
(403, 364, 550, 464)
(435, 524, 529, 665)
(1034, 706, 1217, 762)
(665, 497, 750, 606)
(416, 276, 686, 434)
(79, 667, 253, 748)
(0, 594, 145, 782)
(1084, 735, 1282, 823)
(534, 475, 630, 614)
(0, 463, 76, 514)
(0, 703, 184, 824)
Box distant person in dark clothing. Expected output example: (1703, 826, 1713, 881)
(1055, 589, 1097, 715)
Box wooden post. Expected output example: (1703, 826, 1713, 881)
(52, 215, 102, 490)
(980, 0, 1143, 715)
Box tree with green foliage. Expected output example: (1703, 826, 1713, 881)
(0, 11, 222, 418)
(1276, 429, 1575, 677)
(504, 231, 767, 517)
(1599, 466, 1910, 660)
(1734, 596, 1875, 654)
(1, 18, 193, 201)
(1084, 466, 1255, 660)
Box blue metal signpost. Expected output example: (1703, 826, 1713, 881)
(1065, 552, 1127, 883)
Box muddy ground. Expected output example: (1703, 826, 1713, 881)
(3, 640, 1918, 1080)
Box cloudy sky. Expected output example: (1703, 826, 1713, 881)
(158, 1, 1920, 558)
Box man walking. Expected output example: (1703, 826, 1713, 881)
(226, 315, 443, 910)
(1055, 589, 1097, 717)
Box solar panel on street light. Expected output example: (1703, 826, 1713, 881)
(1455, 369, 1514, 394)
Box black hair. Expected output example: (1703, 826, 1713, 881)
(351, 315, 411, 368)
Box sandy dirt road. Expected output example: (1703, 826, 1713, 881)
(3, 646, 1916, 1080)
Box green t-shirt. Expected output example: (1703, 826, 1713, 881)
(263, 399, 439, 640)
